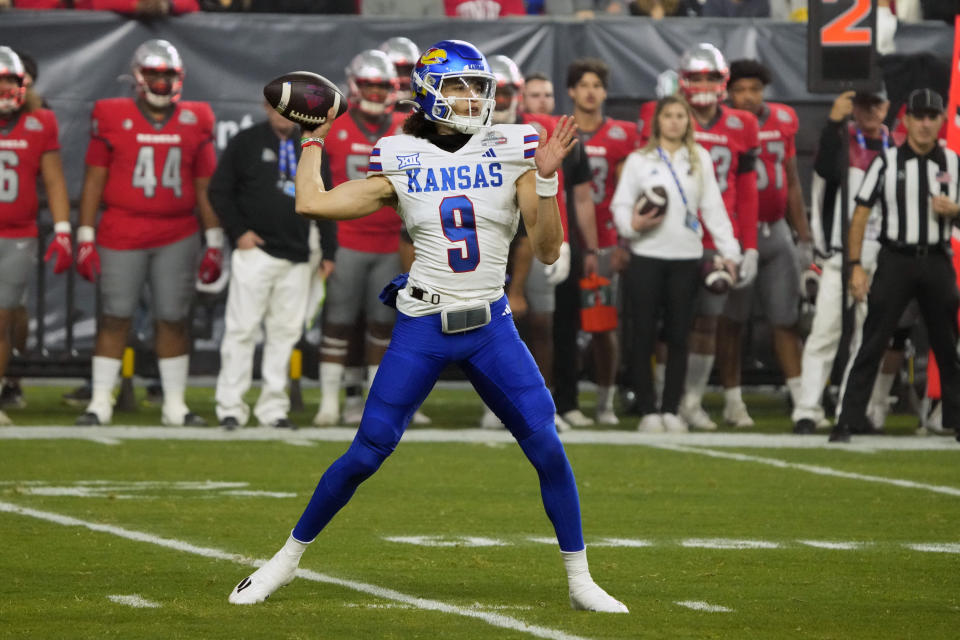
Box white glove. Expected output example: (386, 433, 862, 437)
(795, 239, 814, 289)
(543, 241, 571, 286)
(734, 248, 759, 289)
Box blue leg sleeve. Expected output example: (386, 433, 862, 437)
(517, 426, 585, 552)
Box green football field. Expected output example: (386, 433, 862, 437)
(1, 385, 959, 639)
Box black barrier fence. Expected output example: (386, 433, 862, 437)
(0, 12, 952, 384)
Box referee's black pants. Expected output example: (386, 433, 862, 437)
(625, 254, 700, 416)
(839, 247, 960, 429)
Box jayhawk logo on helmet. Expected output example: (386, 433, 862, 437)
(411, 40, 496, 135)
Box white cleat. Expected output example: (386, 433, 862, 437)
(637, 413, 664, 433)
(229, 550, 299, 605)
(866, 400, 890, 431)
(660, 412, 688, 433)
(342, 398, 364, 424)
(561, 409, 594, 428)
(680, 402, 716, 431)
(0, 409, 11, 426)
(569, 580, 629, 613)
(816, 417, 832, 429)
(723, 401, 755, 428)
(554, 413, 571, 433)
(480, 407, 504, 429)
(595, 410, 619, 426)
(412, 410, 432, 425)
(312, 407, 340, 427)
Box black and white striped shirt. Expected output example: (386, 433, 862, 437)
(855, 143, 960, 247)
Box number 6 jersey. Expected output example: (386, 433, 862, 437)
(368, 124, 539, 317)
(85, 98, 217, 250)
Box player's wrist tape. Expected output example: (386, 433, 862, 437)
(300, 137, 325, 148)
(205, 227, 225, 249)
(535, 172, 559, 198)
(53, 221, 71, 234)
(77, 226, 95, 243)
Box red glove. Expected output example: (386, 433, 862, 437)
(75, 226, 100, 282)
(198, 247, 223, 284)
(44, 223, 73, 274)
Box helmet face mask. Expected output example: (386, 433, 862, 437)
(677, 43, 729, 107)
(378, 37, 420, 97)
(132, 39, 184, 109)
(488, 54, 523, 125)
(412, 40, 495, 135)
(0, 46, 26, 115)
(346, 49, 399, 118)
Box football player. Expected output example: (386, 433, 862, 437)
(313, 49, 431, 426)
(0, 46, 72, 425)
(74, 39, 223, 426)
(718, 59, 812, 427)
(567, 58, 641, 426)
(378, 36, 420, 112)
(639, 43, 760, 430)
(230, 39, 626, 614)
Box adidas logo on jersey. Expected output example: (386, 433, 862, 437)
(406, 163, 504, 193)
(482, 148, 497, 158)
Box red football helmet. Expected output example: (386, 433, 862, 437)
(677, 43, 729, 107)
(378, 36, 420, 96)
(488, 54, 524, 125)
(346, 49, 399, 117)
(132, 39, 184, 108)
(0, 46, 26, 115)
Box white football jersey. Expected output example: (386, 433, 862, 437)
(368, 124, 539, 316)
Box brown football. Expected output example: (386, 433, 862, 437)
(636, 185, 668, 218)
(701, 257, 734, 294)
(263, 71, 348, 128)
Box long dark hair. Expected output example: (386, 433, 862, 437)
(402, 110, 436, 138)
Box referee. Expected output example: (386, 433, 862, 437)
(831, 89, 960, 442)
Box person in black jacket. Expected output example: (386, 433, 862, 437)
(209, 101, 335, 429)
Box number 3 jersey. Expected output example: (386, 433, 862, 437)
(85, 98, 217, 250)
(0, 109, 60, 238)
(368, 124, 539, 317)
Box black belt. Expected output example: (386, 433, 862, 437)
(881, 241, 947, 257)
(410, 286, 441, 304)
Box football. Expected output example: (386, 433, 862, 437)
(263, 71, 348, 128)
(701, 256, 734, 294)
(635, 185, 668, 218)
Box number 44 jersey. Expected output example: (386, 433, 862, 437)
(369, 124, 539, 317)
(85, 98, 217, 250)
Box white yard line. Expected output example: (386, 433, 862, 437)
(675, 600, 733, 613)
(649, 443, 960, 498)
(107, 594, 161, 608)
(0, 500, 594, 640)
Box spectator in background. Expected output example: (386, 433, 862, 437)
(444, 0, 525, 17)
(682, 0, 770, 17)
(573, 0, 625, 17)
(210, 101, 333, 430)
(0, 46, 72, 425)
(13, 0, 199, 13)
(612, 95, 740, 433)
(626, 0, 682, 17)
(74, 39, 222, 427)
(361, 0, 443, 15)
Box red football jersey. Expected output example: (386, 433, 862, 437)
(0, 109, 60, 238)
(639, 101, 759, 250)
(326, 110, 405, 254)
(579, 118, 641, 248)
(520, 112, 570, 241)
(755, 102, 798, 223)
(85, 98, 216, 250)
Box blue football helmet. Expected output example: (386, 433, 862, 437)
(412, 40, 496, 134)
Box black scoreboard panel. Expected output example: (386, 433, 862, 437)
(807, 0, 883, 94)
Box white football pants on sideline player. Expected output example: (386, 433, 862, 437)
(216, 247, 311, 426)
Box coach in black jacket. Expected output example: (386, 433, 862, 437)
(208, 102, 336, 430)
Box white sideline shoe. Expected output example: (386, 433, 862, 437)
(637, 413, 664, 433)
(866, 400, 890, 430)
(0, 410, 11, 426)
(411, 410, 432, 425)
(561, 409, 594, 428)
(680, 401, 716, 431)
(229, 550, 299, 605)
(342, 398, 364, 424)
(595, 410, 619, 426)
(569, 580, 629, 613)
(817, 417, 832, 429)
(723, 401, 755, 428)
(660, 412, 688, 433)
(480, 407, 503, 429)
(312, 408, 340, 426)
(554, 413, 571, 432)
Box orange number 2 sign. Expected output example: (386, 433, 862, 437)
(820, 0, 873, 46)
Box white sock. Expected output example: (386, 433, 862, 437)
(786, 376, 802, 407)
(870, 371, 896, 407)
(653, 363, 666, 405)
(724, 386, 743, 408)
(282, 532, 310, 562)
(159, 355, 190, 415)
(319, 361, 344, 413)
(685, 353, 715, 403)
(90, 356, 121, 407)
(596, 386, 614, 413)
(343, 365, 364, 391)
(561, 548, 592, 587)
(366, 364, 379, 392)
